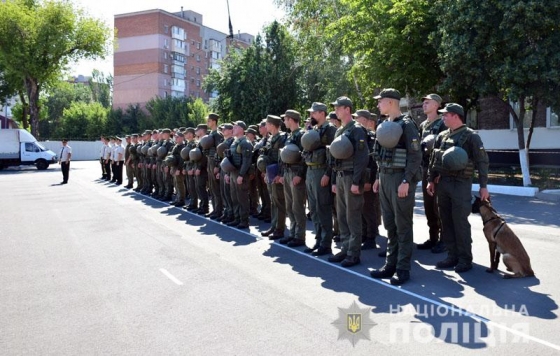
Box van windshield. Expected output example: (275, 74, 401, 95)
(35, 142, 47, 151)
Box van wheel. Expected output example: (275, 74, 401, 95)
(36, 160, 48, 170)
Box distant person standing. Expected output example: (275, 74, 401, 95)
(59, 139, 72, 184)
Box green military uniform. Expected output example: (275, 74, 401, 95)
(134, 138, 144, 191)
(219, 136, 235, 222)
(375, 115, 422, 272)
(161, 137, 175, 200)
(361, 129, 382, 248)
(254, 135, 271, 220)
(184, 137, 199, 210)
(262, 130, 287, 236)
(141, 139, 154, 194)
(150, 139, 160, 196)
(194, 143, 209, 214)
(170, 138, 186, 205)
(155, 139, 166, 198)
(419, 116, 446, 246)
(330, 120, 369, 261)
(125, 139, 134, 188)
(428, 123, 489, 267)
(228, 135, 254, 227)
(304, 120, 337, 251)
(281, 127, 307, 244)
(204, 129, 224, 217)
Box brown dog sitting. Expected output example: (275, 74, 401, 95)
(472, 197, 535, 278)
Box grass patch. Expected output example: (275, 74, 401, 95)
(475, 166, 560, 190)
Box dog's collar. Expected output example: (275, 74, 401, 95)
(482, 215, 503, 225)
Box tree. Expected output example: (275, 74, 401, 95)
(187, 98, 209, 125)
(0, 0, 111, 136)
(436, 0, 560, 186)
(55, 101, 108, 140)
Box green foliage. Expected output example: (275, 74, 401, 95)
(0, 0, 112, 135)
(55, 101, 108, 140)
(145, 96, 202, 129)
(187, 98, 209, 124)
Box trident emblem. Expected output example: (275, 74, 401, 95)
(347, 313, 362, 334)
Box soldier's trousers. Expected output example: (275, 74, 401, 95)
(283, 169, 307, 241)
(143, 164, 152, 192)
(221, 171, 233, 218)
(268, 181, 286, 231)
(336, 172, 364, 258)
(174, 172, 186, 203)
(306, 168, 333, 248)
(186, 173, 198, 208)
(362, 188, 381, 241)
(156, 161, 165, 196)
(230, 171, 250, 224)
(151, 163, 158, 193)
(164, 169, 174, 198)
(422, 168, 441, 242)
(437, 176, 473, 265)
(249, 170, 258, 215)
(104, 160, 112, 180)
(126, 162, 134, 187)
(100, 158, 107, 178)
(379, 171, 416, 270)
(195, 172, 209, 210)
(135, 163, 143, 189)
(257, 174, 271, 218)
(208, 161, 222, 214)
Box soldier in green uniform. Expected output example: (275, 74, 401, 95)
(217, 123, 235, 223)
(149, 130, 160, 197)
(328, 111, 342, 243)
(303, 102, 337, 256)
(131, 134, 143, 191)
(140, 131, 153, 194)
(204, 114, 224, 218)
(353, 110, 382, 250)
(225, 121, 254, 229)
(169, 131, 186, 206)
(193, 124, 209, 214)
(124, 135, 134, 189)
(246, 126, 260, 218)
(279, 110, 308, 247)
(183, 128, 199, 211)
(259, 115, 287, 240)
(160, 129, 175, 201)
(417, 94, 447, 253)
(327, 97, 369, 268)
(370, 88, 422, 285)
(254, 121, 271, 222)
(427, 103, 490, 273)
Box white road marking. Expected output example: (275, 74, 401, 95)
(131, 190, 560, 351)
(159, 268, 183, 285)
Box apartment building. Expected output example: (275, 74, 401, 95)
(113, 8, 253, 110)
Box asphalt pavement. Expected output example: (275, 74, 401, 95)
(1, 162, 559, 355)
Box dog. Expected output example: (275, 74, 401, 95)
(472, 197, 534, 279)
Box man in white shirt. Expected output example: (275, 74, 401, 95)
(114, 137, 125, 185)
(59, 139, 72, 184)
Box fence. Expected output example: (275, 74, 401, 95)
(40, 140, 115, 161)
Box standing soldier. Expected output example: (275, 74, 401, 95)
(370, 88, 422, 285)
(254, 120, 271, 222)
(327, 97, 369, 268)
(149, 130, 160, 197)
(100, 136, 108, 180)
(259, 115, 287, 240)
(204, 114, 224, 218)
(417, 94, 447, 253)
(140, 131, 153, 195)
(183, 128, 199, 211)
(114, 137, 125, 185)
(193, 124, 209, 214)
(246, 126, 260, 218)
(216, 123, 235, 223)
(352, 110, 382, 250)
(169, 131, 187, 206)
(302, 103, 337, 255)
(124, 135, 134, 189)
(160, 129, 175, 201)
(110, 137, 118, 183)
(328, 112, 342, 242)
(225, 121, 253, 229)
(279, 110, 308, 247)
(133, 134, 144, 192)
(104, 137, 114, 182)
(427, 103, 490, 273)
(155, 130, 168, 200)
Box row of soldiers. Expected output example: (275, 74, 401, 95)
(102, 88, 489, 286)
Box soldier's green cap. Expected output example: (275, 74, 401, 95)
(249, 124, 259, 131)
(422, 93, 442, 104)
(374, 88, 401, 100)
(233, 120, 247, 130)
(352, 109, 376, 121)
(196, 124, 208, 131)
(259, 119, 267, 126)
(246, 128, 258, 136)
(125, 134, 131, 138)
(179, 127, 186, 131)
(328, 112, 340, 121)
(143, 130, 151, 135)
(206, 113, 220, 121)
(222, 123, 233, 130)
(331, 96, 353, 107)
(266, 115, 282, 126)
(306, 102, 328, 112)
(438, 103, 464, 117)
(186, 127, 196, 134)
(116, 136, 123, 142)
(131, 133, 139, 138)
(281, 110, 301, 122)
(162, 128, 172, 134)
(175, 131, 184, 138)
(152, 129, 159, 134)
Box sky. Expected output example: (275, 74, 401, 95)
(70, 0, 286, 77)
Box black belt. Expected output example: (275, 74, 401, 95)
(380, 168, 404, 174)
(307, 164, 326, 170)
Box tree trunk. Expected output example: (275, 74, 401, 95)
(504, 96, 532, 186)
(526, 97, 538, 150)
(18, 91, 29, 130)
(25, 77, 40, 137)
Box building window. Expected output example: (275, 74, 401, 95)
(164, 52, 168, 60)
(164, 64, 169, 74)
(164, 39, 169, 49)
(196, 80, 200, 87)
(547, 107, 560, 128)
(196, 54, 200, 62)
(196, 67, 200, 75)
(164, 25, 169, 33)
(196, 42, 201, 50)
